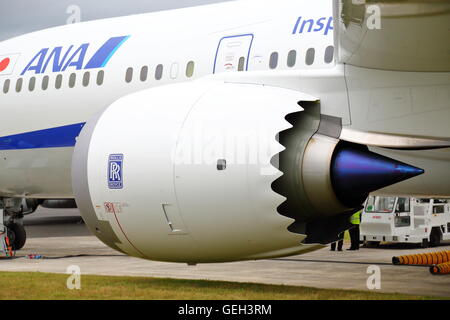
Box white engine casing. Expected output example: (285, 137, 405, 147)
(72, 79, 323, 263)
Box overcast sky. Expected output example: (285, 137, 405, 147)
(0, 0, 232, 41)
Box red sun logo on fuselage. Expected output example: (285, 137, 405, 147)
(0, 58, 10, 72)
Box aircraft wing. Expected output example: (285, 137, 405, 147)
(334, 0, 450, 72)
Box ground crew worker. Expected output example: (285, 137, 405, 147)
(348, 210, 362, 250)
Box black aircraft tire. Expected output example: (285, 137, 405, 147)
(429, 229, 441, 247)
(9, 223, 26, 250)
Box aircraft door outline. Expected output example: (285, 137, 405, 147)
(213, 34, 254, 74)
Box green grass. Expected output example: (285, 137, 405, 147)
(0, 271, 444, 300)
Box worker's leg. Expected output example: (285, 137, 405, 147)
(337, 239, 343, 251)
(330, 242, 336, 251)
(348, 226, 358, 250)
(354, 225, 360, 250)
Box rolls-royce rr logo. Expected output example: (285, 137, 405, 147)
(108, 154, 123, 189)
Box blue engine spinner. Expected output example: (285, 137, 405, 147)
(331, 143, 424, 207)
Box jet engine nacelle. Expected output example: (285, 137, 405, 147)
(72, 79, 422, 263)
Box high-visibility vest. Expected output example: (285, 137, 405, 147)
(350, 210, 362, 225)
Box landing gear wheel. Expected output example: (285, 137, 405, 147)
(8, 223, 26, 250)
(430, 229, 441, 247)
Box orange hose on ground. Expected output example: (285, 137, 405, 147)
(430, 262, 450, 275)
(392, 250, 450, 265)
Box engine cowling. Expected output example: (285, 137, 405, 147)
(72, 79, 423, 263)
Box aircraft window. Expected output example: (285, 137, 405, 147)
(155, 64, 163, 80)
(96, 70, 104, 86)
(287, 50, 297, 67)
(83, 72, 90, 87)
(55, 74, 63, 89)
(16, 78, 23, 93)
(2, 79, 10, 94)
(42, 76, 49, 90)
(305, 48, 315, 65)
(69, 73, 76, 88)
(28, 77, 36, 92)
(170, 63, 179, 79)
(238, 57, 245, 71)
(140, 66, 148, 82)
(186, 61, 195, 78)
(324, 45, 334, 64)
(269, 52, 278, 69)
(125, 67, 133, 83)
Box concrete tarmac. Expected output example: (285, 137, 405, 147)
(0, 207, 449, 298)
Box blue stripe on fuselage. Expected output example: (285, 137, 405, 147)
(0, 123, 85, 150)
(84, 36, 130, 69)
